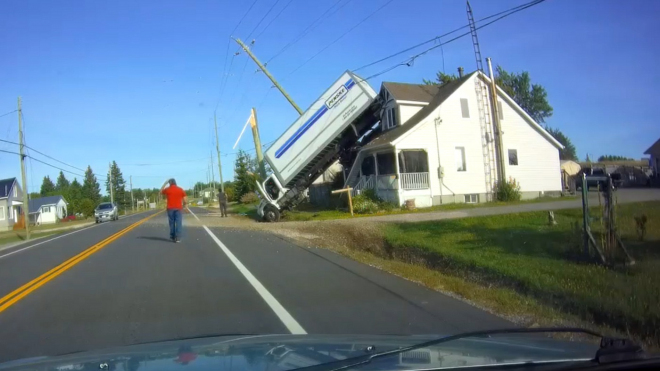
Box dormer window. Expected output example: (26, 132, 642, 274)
(384, 107, 398, 130)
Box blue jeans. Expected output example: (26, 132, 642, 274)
(167, 209, 183, 240)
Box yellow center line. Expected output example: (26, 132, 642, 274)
(0, 211, 163, 314)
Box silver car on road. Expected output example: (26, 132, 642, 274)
(95, 202, 118, 223)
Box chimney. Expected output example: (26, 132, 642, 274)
(458, 67, 464, 78)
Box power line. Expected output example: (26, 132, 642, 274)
(0, 110, 17, 119)
(353, 0, 545, 73)
(282, 0, 395, 78)
(265, 0, 347, 65)
(0, 138, 87, 172)
(253, 0, 295, 40)
(0, 149, 106, 180)
(245, 0, 282, 41)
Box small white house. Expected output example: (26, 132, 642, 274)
(0, 178, 25, 231)
(344, 70, 564, 207)
(28, 195, 68, 225)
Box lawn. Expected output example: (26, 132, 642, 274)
(281, 195, 577, 222)
(381, 201, 660, 346)
(228, 202, 259, 219)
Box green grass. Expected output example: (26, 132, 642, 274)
(381, 201, 660, 346)
(281, 195, 577, 222)
(0, 231, 58, 247)
(228, 202, 259, 219)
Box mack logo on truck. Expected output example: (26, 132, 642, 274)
(325, 85, 348, 109)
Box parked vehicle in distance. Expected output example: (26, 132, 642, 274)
(95, 202, 118, 223)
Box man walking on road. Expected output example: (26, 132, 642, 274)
(161, 178, 188, 242)
(218, 190, 228, 217)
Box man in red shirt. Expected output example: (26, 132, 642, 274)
(160, 178, 188, 243)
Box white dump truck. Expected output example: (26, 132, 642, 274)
(256, 71, 380, 222)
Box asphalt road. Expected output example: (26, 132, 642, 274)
(0, 207, 508, 362)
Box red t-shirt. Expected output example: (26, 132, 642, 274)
(162, 185, 186, 210)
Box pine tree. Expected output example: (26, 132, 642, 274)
(234, 150, 256, 199)
(106, 161, 127, 210)
(82, 166, 102, 205)
(40, 176, 55, 196)
(65, 178, 83, 215)
(55, 171, 70, 192)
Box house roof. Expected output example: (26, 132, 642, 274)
(363, 72, 476, 149)
(28, 195, 66, 213)
(381, 82, 441, 103)
(0, 178, 17, 198)
(644, 138, 660, 155)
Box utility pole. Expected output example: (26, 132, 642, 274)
(17, 97, 30, 240)
(250, 108, 267, 179)
(130, 176, 134, 212)
(210, 152, 216, 199)
(109, 162, 114, 204)
(233, 38, 303, 115)
(214, 113, 225, 193)
(487, 57, 505, 181)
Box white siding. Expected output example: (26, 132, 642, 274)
(398, 104, 424, 125)
(499, 96, 562, 192)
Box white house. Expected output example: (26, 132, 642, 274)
(0, 178, 25, 231)
(344, 70, 564, 207)
(28, 195, 68, 225)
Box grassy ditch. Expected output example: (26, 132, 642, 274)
(381, 202, 660, 347)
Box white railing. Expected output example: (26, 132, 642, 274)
(400, 172, 430, 190)
(352, 175, 375, 196)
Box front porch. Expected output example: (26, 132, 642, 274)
(347, 147, 432, 207)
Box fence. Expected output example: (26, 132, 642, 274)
(400, 172, 429, 190)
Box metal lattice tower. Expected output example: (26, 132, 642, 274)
(467, 1, 483, 72)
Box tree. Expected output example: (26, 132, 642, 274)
(79, 198, 96, 218)
(64, 178, 83, 215)
(55, 171, 70, 192)
(423, 72, 458, 86)
(105, 161, 127, 210)
(424, 66, 553, 123)
(495, 66, 552, 123)
(234, 150, 257, 200)
(598, 155, 634, 162)
(545, 127, 577, 161)
(82, 166, 102, 205)
(29, 192, 40, 200)
(40, 176, 55, 196)
(586, 154, 592, 162)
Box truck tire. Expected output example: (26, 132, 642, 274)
(263, 205, 280, 222)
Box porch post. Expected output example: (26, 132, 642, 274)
(394, 147, 402, 205)
(373, 153, 378, 176)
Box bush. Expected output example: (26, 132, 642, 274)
(495, 177, 522, 202)
(352, 194, 379, 214)
(361, 188, 382, 203)
(79, 198, 95, 218)
(379, 201, 396, 211)
(240, 192, 259, 204)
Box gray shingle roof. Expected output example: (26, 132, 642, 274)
(0, 178, 17, 198)
(363, 72, 476, 150)
(644, 138, 660, 155)
(381, 82, 441, 103)
(28, 195, 66, 213)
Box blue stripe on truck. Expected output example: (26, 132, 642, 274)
(275, 79, 355, 159)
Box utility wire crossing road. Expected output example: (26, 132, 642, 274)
(0, 208, 508, 362)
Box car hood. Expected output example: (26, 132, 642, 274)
(0, 333, 599, 371)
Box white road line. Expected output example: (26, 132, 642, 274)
(0, 210, 153, 260)
(187, 207, 200, 221)
(202, 225, 307, 335)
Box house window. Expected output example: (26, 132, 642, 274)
(42, 206, 51, 213)
(13, 186, 17, 197)
(497, 101, 504, 120)
(377, 152, 396, 175)
(464, 194, 478, 203)
(0, 206, 4, 221)
(460, 98, 470, 118)
(398, 150, 429, 173)
(384, 107, 398, 130)
(455, 147, 466, 172)
(508, 149, 518, 166)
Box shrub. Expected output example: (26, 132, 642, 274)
(352, 194, 379, 214)
(495, 177, 521, 202)
(361, 188, 382, 203)
(79, 198, 95, 218)
(379, 201, 396, 211)
(240, 192, 259, 204)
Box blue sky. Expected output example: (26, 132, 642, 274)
(1, 0, 658, 194)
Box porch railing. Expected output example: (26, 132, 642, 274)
(352, 175, 375, 196)
(400, 172, 430, 190)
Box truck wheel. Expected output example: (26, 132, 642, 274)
(263, 205, 280, 222)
